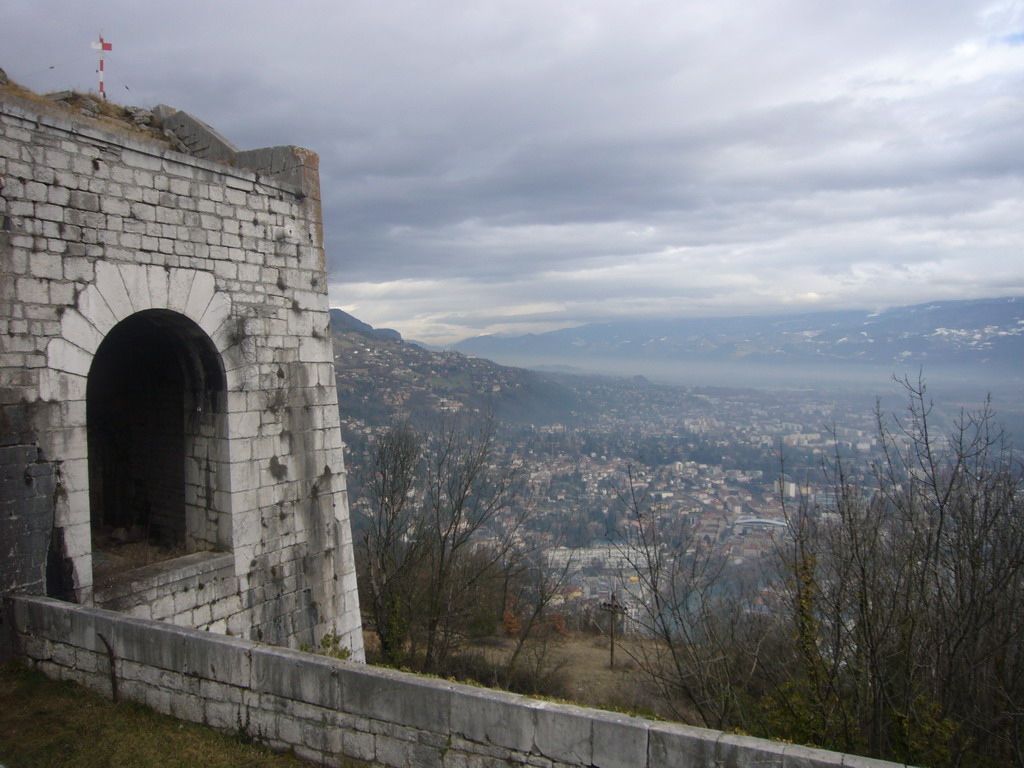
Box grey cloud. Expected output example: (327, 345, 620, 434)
(3, 0, 1022, 344)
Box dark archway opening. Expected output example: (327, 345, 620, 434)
(87, 309, 226, 577)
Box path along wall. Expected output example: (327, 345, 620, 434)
(0, 94, 362, 658)
(6, 595, 906, 768)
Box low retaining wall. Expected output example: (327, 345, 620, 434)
(4, 595, 903, 768)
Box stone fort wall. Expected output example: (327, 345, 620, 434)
(0, 93, 363, 658)
(8, 595, 899, 768)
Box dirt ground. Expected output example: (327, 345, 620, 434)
(365, 629, 667, 716)
(523, 633, 649, 708)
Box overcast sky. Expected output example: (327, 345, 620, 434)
(3, 1, 1023, 344)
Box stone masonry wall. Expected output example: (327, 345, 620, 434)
(0, 94, 363, 659)
(8, 595, 904, 768)
(0, 431, 58, 597)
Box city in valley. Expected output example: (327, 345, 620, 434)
(332, 309, 1004, 628)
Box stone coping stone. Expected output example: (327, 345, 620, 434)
(250, 643, 343, 711)
(647, 720, 722, 767)
(450, 683, 538, 753)
(340, 660, 456, 734)
(589, 708, 650, 768)
(531, 699, 594, 765)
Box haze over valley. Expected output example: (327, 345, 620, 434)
(333, 299, 1024, 558)
(451, 296, 1024, 395)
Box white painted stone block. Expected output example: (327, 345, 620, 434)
(233, 510, 262, 548)
(29, 252, 63, 280)
(47, 423, 87, 459)
(151, 594, 175, 619)
(117, 263, 150, 313)
(228, 409, 261, 440)
(94, 261, 133, 322)
(59, 457, 89, 494)
(167, 268, 196, 314)
(185, 269, 216, 321)
(207, 619, 228, 635)
(199, 291, 231, 339)
(59, 310, 103, 355)
(46, 337, 92, 377)
(16, 276, 49, 304)
(59, 489, 89, 528)
(62, 521, 92, 558)
(37, 368, 87, 401)
(299, 335, 330, 363)
(140, 264, 167, 310)
(122, 148, 164, 172)
(73, 283, 118, 334)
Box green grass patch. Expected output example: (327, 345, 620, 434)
(0, 663, 312, 768)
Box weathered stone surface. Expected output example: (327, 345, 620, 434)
(532, 700, 592, 765)
(589, 709, 649, 768)
(648, 720, 722, 767)
(0, 93, 362, 660)
(150, 104, 177, 128)
(250, 644, 341, 710)
(344, 663, 453, 734)
(0, 439, 54, 597)
(124, 106, 152, 126)
(163, 110, 239, 165)
(715, 731, 789, 768)
(450, 685, 534, 753)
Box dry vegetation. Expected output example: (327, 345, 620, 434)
(0, 74, 173, 148)
(481, 632, 665, 716)
(90, 538, 191, 589)
(365, 627, 667, 719)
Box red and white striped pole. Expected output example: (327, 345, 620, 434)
(91, 34, 112, 99)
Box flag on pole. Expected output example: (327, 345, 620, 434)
(91, 34, 112, 98)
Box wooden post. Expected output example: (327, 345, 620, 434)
(599, 593, 624, 669)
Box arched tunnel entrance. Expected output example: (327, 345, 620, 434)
(87, 309, 227, 573)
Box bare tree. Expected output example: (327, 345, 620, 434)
(616, 377, 1024, 767)
(358, 419, 422, 666)
(609, 467, 762, 729)
(501, 543, 577, 688)
(418, 413, 526, 671)
(859, 378, 1024, 766)
(356, 413, 528, 673)
(763, 377, 1024, 766)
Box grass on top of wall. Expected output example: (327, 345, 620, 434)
(0, 76, 173, 148)
(0, 663, 328, 768)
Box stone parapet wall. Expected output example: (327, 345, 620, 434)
(7, 596, 905, 768)
(0, 93, 362, 658)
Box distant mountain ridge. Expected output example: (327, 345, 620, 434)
(452, 298, 1024, 383)
(329, 302, 1024, 447)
